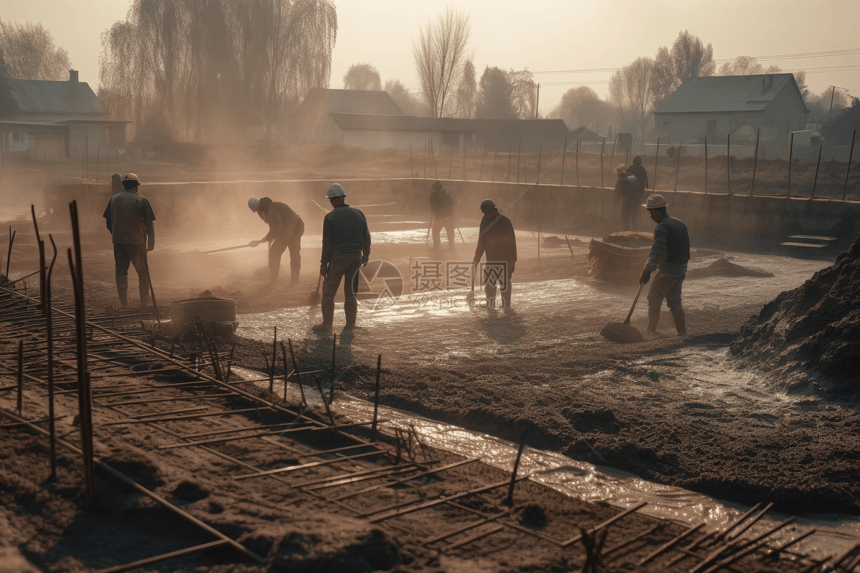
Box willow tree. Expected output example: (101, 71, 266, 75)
(99, 0, 337, 141)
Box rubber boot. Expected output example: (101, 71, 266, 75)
(117, 288, 129, 308)
(670, 307, 687, 336)
(290, 258, 301, 286)
(646, 305, 661, 332)
(343, 303, 358, 332)
(484, 284, 496, 309)
(312, 302, 334, 333)
(139, 286, 150, 309)
(501, 289, 512, 310)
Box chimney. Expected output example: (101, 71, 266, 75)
(69, 70, 78, 83)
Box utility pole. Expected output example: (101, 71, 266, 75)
(828, 86, 836, 122)
(535, 84, 540, 119)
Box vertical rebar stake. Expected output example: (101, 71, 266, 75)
(843, 130, 856, 201)
(16, 340, 23, 416)
(329, 334, 337, 403)
(47, 235, 58, 479)
(372, 355, 382, 433)
(270, 326, 277, 392)
(504, 431, 528, 506)
(560, 137, 567, 185)
(811, 145, 822, 200)
(280, 342, 290, 402)
(287, 339, 306, 406)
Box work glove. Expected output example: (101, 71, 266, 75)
(640, 270, 652, 285)
(249, 240, 263, 247)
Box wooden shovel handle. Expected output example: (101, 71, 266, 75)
(624, 282, 646, 324)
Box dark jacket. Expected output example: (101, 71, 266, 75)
(430, 188, 454, 219)
(627, 163, 649, 191)
(474, 210, 517, 263)
(614, 174, 640, 203)
(262, 201, 301, 241)
(321, 203, 371, 265)
(103, 191, 156, 245)
(644, 214, 690, 276)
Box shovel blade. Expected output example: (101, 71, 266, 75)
(600, 322, 643, 343)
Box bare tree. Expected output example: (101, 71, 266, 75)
(0, 19, 71, 81)
(650, 31, 715, 107)
(507, 68, 537, 119)
(453, 58, 476, 118)
(609, 57, 655, 137)
(412, 7, 471, 118)
(343, 63, 381, 90)
(548, 86, 608, 130)
(719, 56, 781, 76)
(384, 79, 429, 116)
(100, 0, 337, 141)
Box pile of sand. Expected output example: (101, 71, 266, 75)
(730, 236, 860, 392)
(687, 258, 774, 279)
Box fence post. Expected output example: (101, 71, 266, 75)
(515, 139, 521, 186)
(608, 134, 618, 184)
(600, 138, 605, 188)
(575, 138, 580, 186)
(462, 143, 467, 181)
(811, 145, 822, 200)
(673, 145, 682, 193)
(704, 137, 708, 194)
(447, 146, 454, 179)
(506, 147, 512, 182)
(786, 131, 795, 197)
(843, 129, 856, 201)
(727, 134, 731, 195)
(560, 137, 568, 185)
(653, 138, 660, 192)
(750, 129, 760, 196)
(423, 141, 427, 178)
(536, 145, 542, 184)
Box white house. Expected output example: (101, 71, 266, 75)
(0, 70, 130, 160)
(653, 73, 809, 145)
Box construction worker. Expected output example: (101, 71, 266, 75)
(473, 199, 517, 309)
(248, 197, 304, 285)
(313, 184, 371, 333)
(102, 173, 155, 308)
(639, 193, 690, 335)
(613, 165, 640, 231)
(626, 156, 649, 192)
(110, 172, 123, 194)
(429, 180, 455, 248)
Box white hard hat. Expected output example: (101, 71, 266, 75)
(643, 193, 668, 209)
(248, 197, 260, 212)
(326, 183, 346, 198)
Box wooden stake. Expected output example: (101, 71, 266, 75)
(372, 355, 381, 433)
(536, 144, 542, 184)
(750, 129, 761, 196)
(560, 137, 567, 185)
(843, 129, 856, 201)
(600, 138, 605, 189)
(811, 145, 822, 199)
(503, 431, 528, 506)
(704, 137, 708, 194)
(787, 131, 794, 197)
(653, 138, 660, 192)
(674, 145, 682, 193)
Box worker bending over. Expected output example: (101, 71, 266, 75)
(473, 199, 517, 309)
(314, 184, 371, 333)
(248, 197, 305, 286)
(103, 173, 156, 308)
(613, 165, 641, 231)
(639, 193, 690, 335)
(429, 180, 455, 249)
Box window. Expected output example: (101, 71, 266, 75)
(706, 121, 717, 138)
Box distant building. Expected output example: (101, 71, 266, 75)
(569, 126, 600, 143)
(653, 73, 809, 145)
(290, 89, 569, 152)
(0, 70, 130, 160)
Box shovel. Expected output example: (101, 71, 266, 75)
(466, 262, 476, 304)
(203, 242, 255, 254)
(600, 282, 645, 343)
(308, 274, 322, 306)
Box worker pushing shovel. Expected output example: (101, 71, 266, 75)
(601, 193, 690, 343)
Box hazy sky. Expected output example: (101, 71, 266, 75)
(5, 0, 859, 115)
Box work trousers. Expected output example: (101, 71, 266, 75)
(321, 253, 363, 308)
(432, 216, 455, 248)
(114, 243, 149, 304)
(647, 274, 685, 332)
(269, 218, 304, 283)
(620, 196, 638, 231)
(482, 261, 515, 308)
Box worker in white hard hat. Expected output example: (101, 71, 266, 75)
(639, 193, 690, 335)
(473, 199, 517, 309)
(102, 173, 156, 308)
(429, 181, 455, 249)
(313, 183, 371, 333)
(248, 196, 305, 286)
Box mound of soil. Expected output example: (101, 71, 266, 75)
(730, 236, 860, 392)
(687, 257, 774, 279)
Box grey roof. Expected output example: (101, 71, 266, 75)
(329, 113, 569, 140)
(653, 73, 807, 114)
(3, 78, 102, 116)
(569, 126, 600, 141)
(300, 88, 405, 116)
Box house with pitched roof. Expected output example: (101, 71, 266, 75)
(0, 70, 130, 160)
(653, 73, 809, 145)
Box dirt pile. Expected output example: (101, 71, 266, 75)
(730, 236, 860, 392)
(687, 257, 774, 279)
